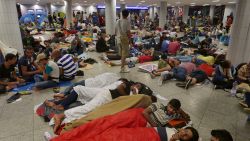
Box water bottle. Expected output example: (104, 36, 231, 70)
(230, 81, 237, 97)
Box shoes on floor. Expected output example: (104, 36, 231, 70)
(176, 82, 186, 88)
(19, 90, 32, 95)
(120, 67, 130, 73)
(7, 93, 21, 103)
(185, 79, 192, 89)
(239, 101, 248, 108)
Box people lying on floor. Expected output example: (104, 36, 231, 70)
(213, 60, 236, 89)
(151, 58, 181, 78)
(0, 54, 25, 94)
(51, 79, 137, 133)
(210, 129, 233, 141)
(46, 108, 199, 141)
(18, 47, 42, 82)
(176, 70, 208, 89)
(236, 62, 250, 84)
(62, 72, 120, 95)
(143, 99, 191, 127)
(51, 49, 77, 81)
(96, 32, 109, 53)
(33, 53, 60, 90)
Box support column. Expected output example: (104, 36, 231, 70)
(0, 0, 23, 55)
(65, 0, 72, 28)
(46, 3, 52, 14)
(120, 3, 126, 18)
(183, 5, 189, 23)
(209, 5, 215, 22)
(159, 1, 167, 29)
(105, 0, 116, 35)
(149, 6, 155, 20)
(227, 0, 250, 65)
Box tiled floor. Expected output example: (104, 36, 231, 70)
(0, 52, 249, 141)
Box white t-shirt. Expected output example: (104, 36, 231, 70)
(45, 61, 60, 82)
(115, 19, 131, 43)
(85, 73, 120, 88)
(154, 127, 176, 141)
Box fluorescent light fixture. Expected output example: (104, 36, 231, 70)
(97, 5, 148, 10)
(190, 3, 196, 5)
(203, 4, 210, 6)
(212, 0, 220, 2)
(228, 1, 236, 4)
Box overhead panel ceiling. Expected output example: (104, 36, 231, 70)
(17, 0, 237, 7)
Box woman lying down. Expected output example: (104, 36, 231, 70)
(45, 78, 155, 133)
(45, 108, 199, 141)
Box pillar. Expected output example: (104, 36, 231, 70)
(0, 0, 23, 55)
(149, 6, 155, 20)
(209, 5, 215, 22)
(223, 5, 236, 26)
(227, 0, 250, 65)
(183, 5, 189, 24)
(105, 0, 116, 35)
(120, 3, 126, 18)
(159, 1, 167, 29)
(46, 3, 52, 14)
(65, 0, 72, 28)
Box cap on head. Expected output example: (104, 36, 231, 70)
(36, 53, 47, 63)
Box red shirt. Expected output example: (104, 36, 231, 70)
(168, 41, 180, 55)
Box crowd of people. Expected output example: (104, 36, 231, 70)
(0, 8, 246, 141)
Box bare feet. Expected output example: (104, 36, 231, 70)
(44, 100, 56, 107)
(53, 114, 64, 134)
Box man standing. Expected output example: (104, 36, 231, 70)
(115, 10, 131, 73)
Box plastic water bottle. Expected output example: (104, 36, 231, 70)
(230, 81, 237, 97)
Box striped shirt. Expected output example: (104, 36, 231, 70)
(57, 54, 77, 78)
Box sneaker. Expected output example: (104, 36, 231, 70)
(7, 93, 21, 103)
(120, 67, 130, 73)
(185, 79, 192, 89)
(239, 101, 248, 108)
(176, 82, 186, 88)
(158, 76, 163, 86)
(44, 132, 52, 141)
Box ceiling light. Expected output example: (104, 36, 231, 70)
(212, 0, 220, 2)
(120, 0, 124, 1)
(190, 3, 196, 5)
(203, 4, 210, 6)
(84, 1, 87, 2)
(140, 1, 145, 2)
(228, 1, 236, 4)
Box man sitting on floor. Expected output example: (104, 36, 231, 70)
(51, 49, 77, 81)
(18, 47, 42, 82)
(34, 53, 59, 90)
(0, 54, 25, 93)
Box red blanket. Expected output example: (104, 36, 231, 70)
(51, 108, 160, 141)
